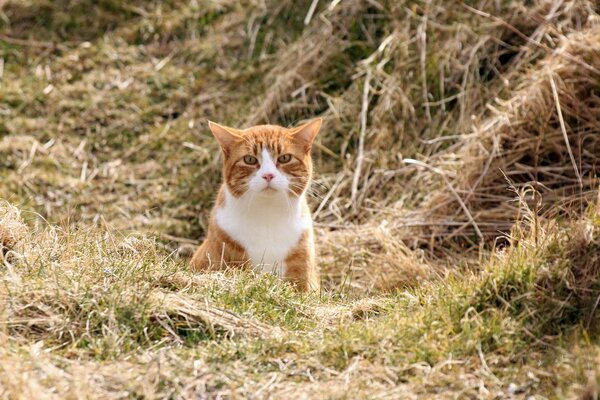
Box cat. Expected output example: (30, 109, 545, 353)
(190, 119, 322, 292)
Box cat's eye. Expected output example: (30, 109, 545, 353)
(277, 154, 292, 164)
(243, 155, 258, 165)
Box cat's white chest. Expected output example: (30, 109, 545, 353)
(215, 189, 310, 275)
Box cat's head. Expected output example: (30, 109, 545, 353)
(208, 119, 322, 198)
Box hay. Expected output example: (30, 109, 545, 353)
(244, 0, 367, 126)
(298, 0, 599, 220)
(407, 25, 600, 245)
(318, 223, 436, 293)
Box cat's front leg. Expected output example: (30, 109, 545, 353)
(190, 227, 249, 272)
(190, 241, 211, 271)
(283, 231, 319, 292)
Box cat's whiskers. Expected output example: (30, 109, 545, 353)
(287, 177, 318, 194)
(286, 181, 322, 200)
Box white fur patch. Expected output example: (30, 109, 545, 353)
(216, 187, 311, 275)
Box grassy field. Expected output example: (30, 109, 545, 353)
(1, 0, 600, 398)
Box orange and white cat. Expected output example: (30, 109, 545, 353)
(190, 119, 322, 291)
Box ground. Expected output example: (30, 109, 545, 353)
(1, 1, 599, 398)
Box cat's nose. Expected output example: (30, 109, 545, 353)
(262, 173, 275, 182)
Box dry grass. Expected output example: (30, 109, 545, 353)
(0, 201, 27, 253)
(414, 26, 600, 245)
(1, 0, 600, 398)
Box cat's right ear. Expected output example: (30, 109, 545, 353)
(208, 121, 242, 155)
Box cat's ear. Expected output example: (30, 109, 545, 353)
(208, 121, 243, 155)
(290, 118, 322, 152)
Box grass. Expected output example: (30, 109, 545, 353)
(1, 0, 600, 398)
(2, 201, 598, 397)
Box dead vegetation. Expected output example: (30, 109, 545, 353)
(151, 291, 281, 339)
(0, 201, 27, 263)
(415, 26, 600, 245)
(1, 0, 600, 398)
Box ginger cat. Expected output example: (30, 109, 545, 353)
(190, 119, 322, 291)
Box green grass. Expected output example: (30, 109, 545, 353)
(1, 203, 598, 397)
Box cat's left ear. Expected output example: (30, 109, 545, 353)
(290, 118, 322, 152)
(208, 121, 243, 156)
